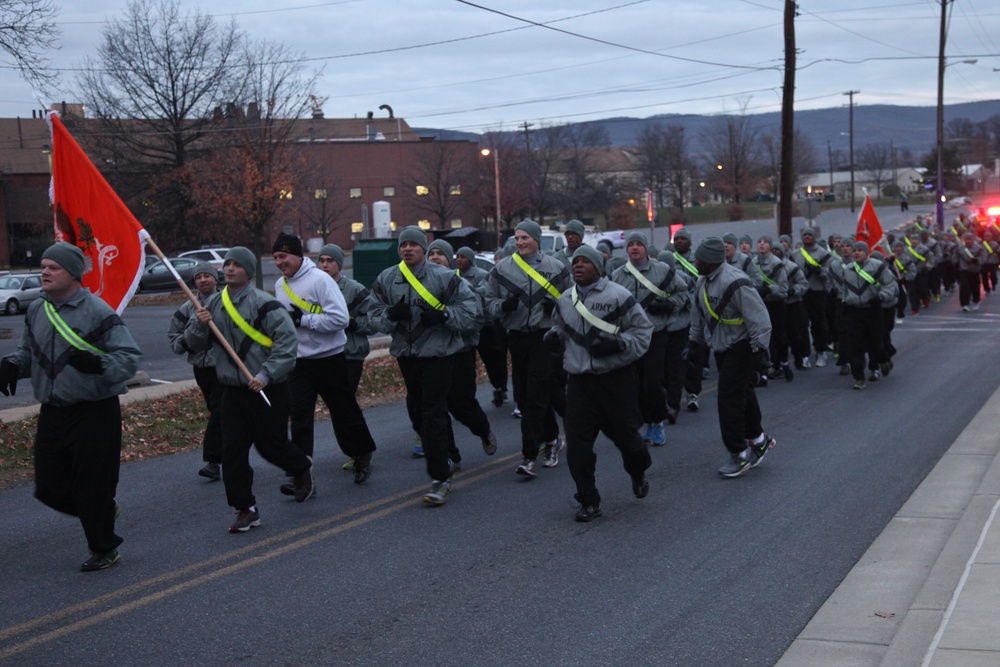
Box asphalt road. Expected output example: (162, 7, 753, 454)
(1, 258, 998, 664)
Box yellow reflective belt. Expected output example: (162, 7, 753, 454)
(675, 253, 699, 277)
(624, 261, 667, 298)
(221, 287, 273, 348)
(280, 279, 323, 314)
(799, 247, 821, 268)
(702, 286, 743, 325)
(984, 241, 995, 255)
(755, 262, 776, 286)
(43, 301, 105, 355)
(904, 238, 926, 262)
(571, 285, 620, 335)
(399, 261, 444, 310)
(512, 253, 561, 300)
(914, 221, 924, 232)
(853, 263, 876, 285)
(894, 258, 907, 274)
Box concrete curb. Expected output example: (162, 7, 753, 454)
(776, 382, 1000, 666)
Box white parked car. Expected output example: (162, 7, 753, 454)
(178, 247, 230, 270)
(0, 273, 42, 315)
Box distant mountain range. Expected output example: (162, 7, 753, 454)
(414, 100, 1000, 160)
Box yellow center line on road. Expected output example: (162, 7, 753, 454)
(0, 453, 520, 660)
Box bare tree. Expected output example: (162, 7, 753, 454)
(404, 140, 480, 229)
(762, 128, 819, 198)
(699, 100, 764, 218)
(522, 123, 566, 226)
(633, 122, 670, 210)
(858, 143, 893, 198)
(663, 125, 691, 213)
(0, 0, 59, 91)
(192, 39, 322, 287)
(555, 123, 611, 221)
(76, 0, 242, 248)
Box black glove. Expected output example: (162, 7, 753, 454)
(386, 297, 411, 322)
(682, 342, 702, 363)
(757, 285, 771, 298)
(501, 295, 520, 313)
(67, 349, 103, 375)
(541, 298, 555, 316)
(288, 304, 303, 328)
(543, 328, 563, 357)
(870, 295, 882, 307)
(420, 308, 447, 327)
(646, 299, 673, 315)
(346, 318, 359, 332)
(589, 337, 623, 358)
(752, 347, 771, 374)
(0, 358, 18, 396)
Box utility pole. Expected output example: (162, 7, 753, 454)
(827, 139, 834, 194)
(777, 0, 797, 237)
(844, 90, 859, 213)
(935, 0, 952, 230)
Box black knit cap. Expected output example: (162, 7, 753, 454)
(272, 233, 303, 258)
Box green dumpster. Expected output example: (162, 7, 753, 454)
(352, 238, 399, 288)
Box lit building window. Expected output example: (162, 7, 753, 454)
(415, 185, 429, 196)
(448, 185, 461, 196)
(450, 219, 462, 229)
(349, 187, 362, 198)
(351, 222, 364, 233)
(383, 186, 395, 197)
(279, 188, 293, 200)
(418, 219, 431, 230)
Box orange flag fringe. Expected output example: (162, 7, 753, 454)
(47, 111, 148, 314)
(855, 194, 885, 256)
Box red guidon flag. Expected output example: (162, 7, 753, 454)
(47, 111, 148, 314)
(855, 194, 885, 256)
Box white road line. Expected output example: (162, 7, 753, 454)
(148, 379, 173, 384)
(922, 497, 1000, 666)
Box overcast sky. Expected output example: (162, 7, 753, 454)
(2, 0, 999, 132)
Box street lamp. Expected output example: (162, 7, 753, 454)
(481, 148, 501, 249)
(936, 56, 977, 230)
(314, 188, 329, 242)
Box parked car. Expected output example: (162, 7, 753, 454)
(137, 258, 223, 293)
(0, 273, 42, 315)
(177, 247, 230, 270)
(473, 253, 497, 271)
(502, 230, 568, 254)
(592, 230, 627, 249)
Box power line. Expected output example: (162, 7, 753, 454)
(453, 0, 779, 72)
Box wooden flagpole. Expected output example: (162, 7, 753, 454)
(143, 237, 271, 407)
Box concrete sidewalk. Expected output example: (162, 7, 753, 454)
(778, 382, 1000, 666)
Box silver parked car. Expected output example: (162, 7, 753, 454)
(0, 273, 43, 315)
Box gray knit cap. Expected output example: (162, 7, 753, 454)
(41, 242, 85, 281)
(695, 237, 725, 264)
(657, 250, 676, 267)
(757, 234, 773, 247)
(427, 239, 455, 267)
(398, 226, 428, 251)
(722, 233, 739, 247)
(572, 245, 606, 277)
(564, 219, 586, 237)
(515, 220, 542, 245)
(672, 227, 692, 242)
(191, 261, 217, 281)
(319, 243, 344, 268)
(456, 246, 476, 262)
(625, 231, 648, 249)
(739, 234, 753, 246)
(224, 246, 257, 280)
(853, 241, 868, 252)
(779, 234, 792, 245)
(801, 227, 816, 239)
